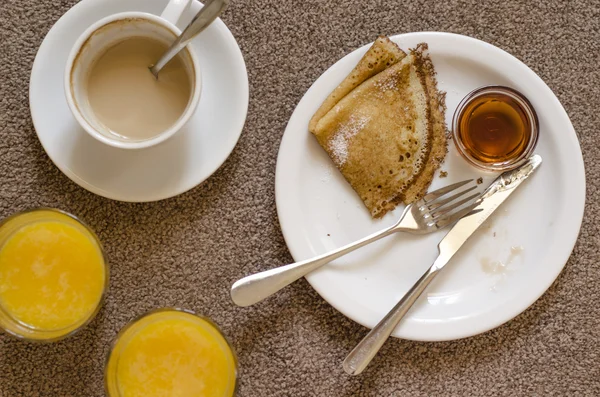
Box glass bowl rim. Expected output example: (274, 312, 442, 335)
(451, 85, 540, 172)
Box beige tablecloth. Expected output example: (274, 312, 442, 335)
(0, 0, 599, 395)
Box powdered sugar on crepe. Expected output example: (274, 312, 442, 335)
(373, 76, 398, 97)
(329, 114, 370, 166)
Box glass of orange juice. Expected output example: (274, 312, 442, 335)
(105, 308, 237, 397)
(0, 208, 108, 342)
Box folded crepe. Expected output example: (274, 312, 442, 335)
(402, 44, 448, 204)
(310, 37, 447, 218)
(309, 36, 407, 133)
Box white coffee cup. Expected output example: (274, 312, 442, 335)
(64, 0, 202, 150)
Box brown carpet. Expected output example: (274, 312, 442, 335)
(0, 0, 599, 395)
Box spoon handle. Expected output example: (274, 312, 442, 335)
(151, 0, 229, 76)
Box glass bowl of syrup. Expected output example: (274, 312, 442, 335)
(452, 86, 539, 172)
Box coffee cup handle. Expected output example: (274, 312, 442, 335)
(160, 0, 193, 26)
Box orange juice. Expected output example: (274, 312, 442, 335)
(0, 209, 107, 341)
(105, 309, 237, 397)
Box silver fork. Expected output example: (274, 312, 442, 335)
(230, 180, 480, 307)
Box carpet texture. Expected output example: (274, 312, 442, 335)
(0, 0, 599, 395)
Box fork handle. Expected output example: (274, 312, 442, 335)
(230, 224, 398, 307)
(342, 264, 440, 375)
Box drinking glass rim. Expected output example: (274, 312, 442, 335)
(104, 307, 239, 397)
(0, 207, 109, 343)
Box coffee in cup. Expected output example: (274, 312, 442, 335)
(65, 0, 202, 150)
(86, 36, 192, 140)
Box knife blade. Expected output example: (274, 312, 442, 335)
(343, 154, 542, 375)
(433, 154, 542, 271)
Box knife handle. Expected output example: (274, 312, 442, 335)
(343, 264, 440, 375)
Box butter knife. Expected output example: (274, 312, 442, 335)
(343, 154, 542, 376)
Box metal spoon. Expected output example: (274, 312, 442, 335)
(150, 0, 229, 78)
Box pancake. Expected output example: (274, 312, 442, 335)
(309, 36, 406, 134)
(310, 38, 448, 218)
(311, 53, 433, 217)
(402, 44, 448, 204)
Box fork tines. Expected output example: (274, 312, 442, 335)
(419, 179, 481, 229)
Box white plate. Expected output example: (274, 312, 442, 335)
(275, 32, 585, 341)
(30, 0, 248, 202)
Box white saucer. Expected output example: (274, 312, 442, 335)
(275, 33, 585, 341)
(30, 0, 248, 202)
